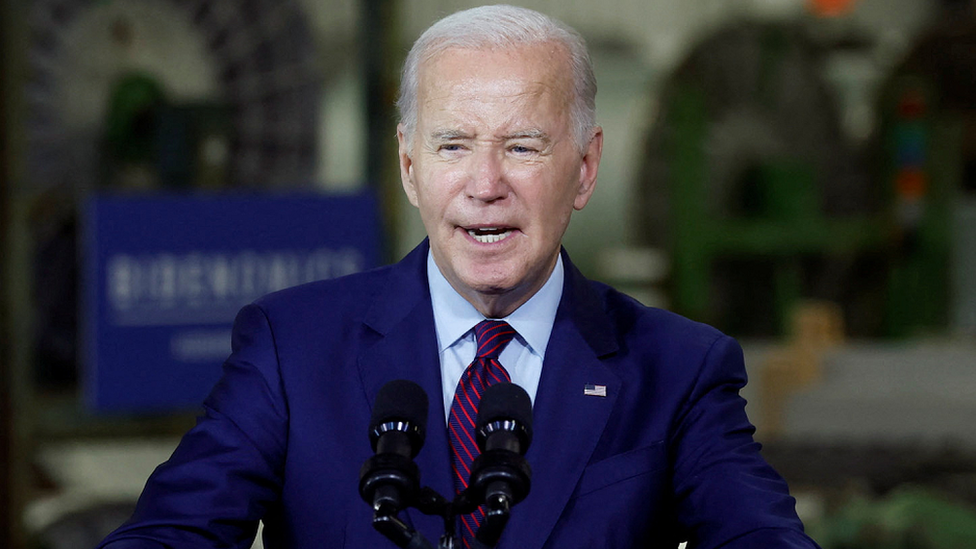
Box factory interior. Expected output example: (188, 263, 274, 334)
(2, 0, 976, 547)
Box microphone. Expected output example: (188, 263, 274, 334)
(359, 379, 429, 515)
(476, 382, 533, 456)
(369, 379, 428, 458)
(467, 383, 533, 547)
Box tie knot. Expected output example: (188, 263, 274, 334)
(474, 320, 516, 359)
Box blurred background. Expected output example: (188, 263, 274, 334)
(2, 0, 976, 547)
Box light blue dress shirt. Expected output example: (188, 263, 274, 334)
(427, 251, 563, 422)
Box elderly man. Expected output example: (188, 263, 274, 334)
(98, 5, 819, 549)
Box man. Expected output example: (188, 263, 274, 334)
(98, 5, 820, 549)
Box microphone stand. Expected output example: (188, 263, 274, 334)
(372, 505, 435, 549)
(474, 487, 512, 547)
(369, 483, 516, 549)
(369, 450, 528, 549)
(367, 486, 454, 549)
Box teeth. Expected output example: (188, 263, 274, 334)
(467, 229, 512, 244)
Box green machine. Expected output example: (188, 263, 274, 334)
(638, 22, 953, 337)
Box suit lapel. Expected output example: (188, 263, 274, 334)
(502, 252, 620, 549)
(356, 241, 454, 539)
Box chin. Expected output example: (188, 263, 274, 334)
(458, 269, 522, 296)
(463, 277, 517, 296)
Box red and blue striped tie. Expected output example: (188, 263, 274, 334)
(448, 320, 516, 547)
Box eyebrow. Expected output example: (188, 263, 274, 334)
(500, 130, 554, 149)
(427, 128, 552, 143)
(504, 129, 550, 142)
(429, 129, 470, 141)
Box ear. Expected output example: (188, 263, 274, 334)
(397, 124, 419, 207)
(573, 126, 603, 211)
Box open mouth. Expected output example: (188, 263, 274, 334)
(466, 227, 513, 244)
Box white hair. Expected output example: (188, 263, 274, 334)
(397, 4, 597, 152)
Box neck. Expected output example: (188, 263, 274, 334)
(445, 256, 559, 319)
(464, 288, 534, 319)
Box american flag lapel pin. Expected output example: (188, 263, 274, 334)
(584, 384, 607, 397)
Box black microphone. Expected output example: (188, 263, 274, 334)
(359, 380, 429, 515)
(467, 383, 533, 547)
(369, 379, 428, 458)
(476, 382, 533, 456)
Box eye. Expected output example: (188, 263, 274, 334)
(510, 144, 536, 154)
(438, 143, 466, 153)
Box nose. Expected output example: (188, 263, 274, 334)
(466, 148, 509, 203)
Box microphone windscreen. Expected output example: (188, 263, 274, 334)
(477, 382, 533, 444)
(370, 379, 429, 442)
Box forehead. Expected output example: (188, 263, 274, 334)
(416, 43, 573, 116)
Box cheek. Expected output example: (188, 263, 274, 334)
(413, 171, 461, 217)
(540, 187, 579, 232)
(507, 162, 546, 181)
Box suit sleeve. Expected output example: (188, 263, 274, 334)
(97, 304, 288, 549)
(671, 335, 821, 549)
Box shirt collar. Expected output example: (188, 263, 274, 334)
(427, 250, 563, 357)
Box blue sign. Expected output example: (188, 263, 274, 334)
(83, 192, 381, 413)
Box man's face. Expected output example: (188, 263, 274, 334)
(398, 42, 602, 317)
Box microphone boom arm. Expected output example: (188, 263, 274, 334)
(372, 507, 437, 549)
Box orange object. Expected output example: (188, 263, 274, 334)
(808, 0, 857, 17)
(896, 169, 927, 199)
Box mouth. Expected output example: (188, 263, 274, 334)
(464, 226, 515, 244)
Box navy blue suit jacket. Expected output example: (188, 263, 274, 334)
(99, 241, 819, 548)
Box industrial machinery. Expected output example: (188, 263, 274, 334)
(637, 21, 955, 337)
